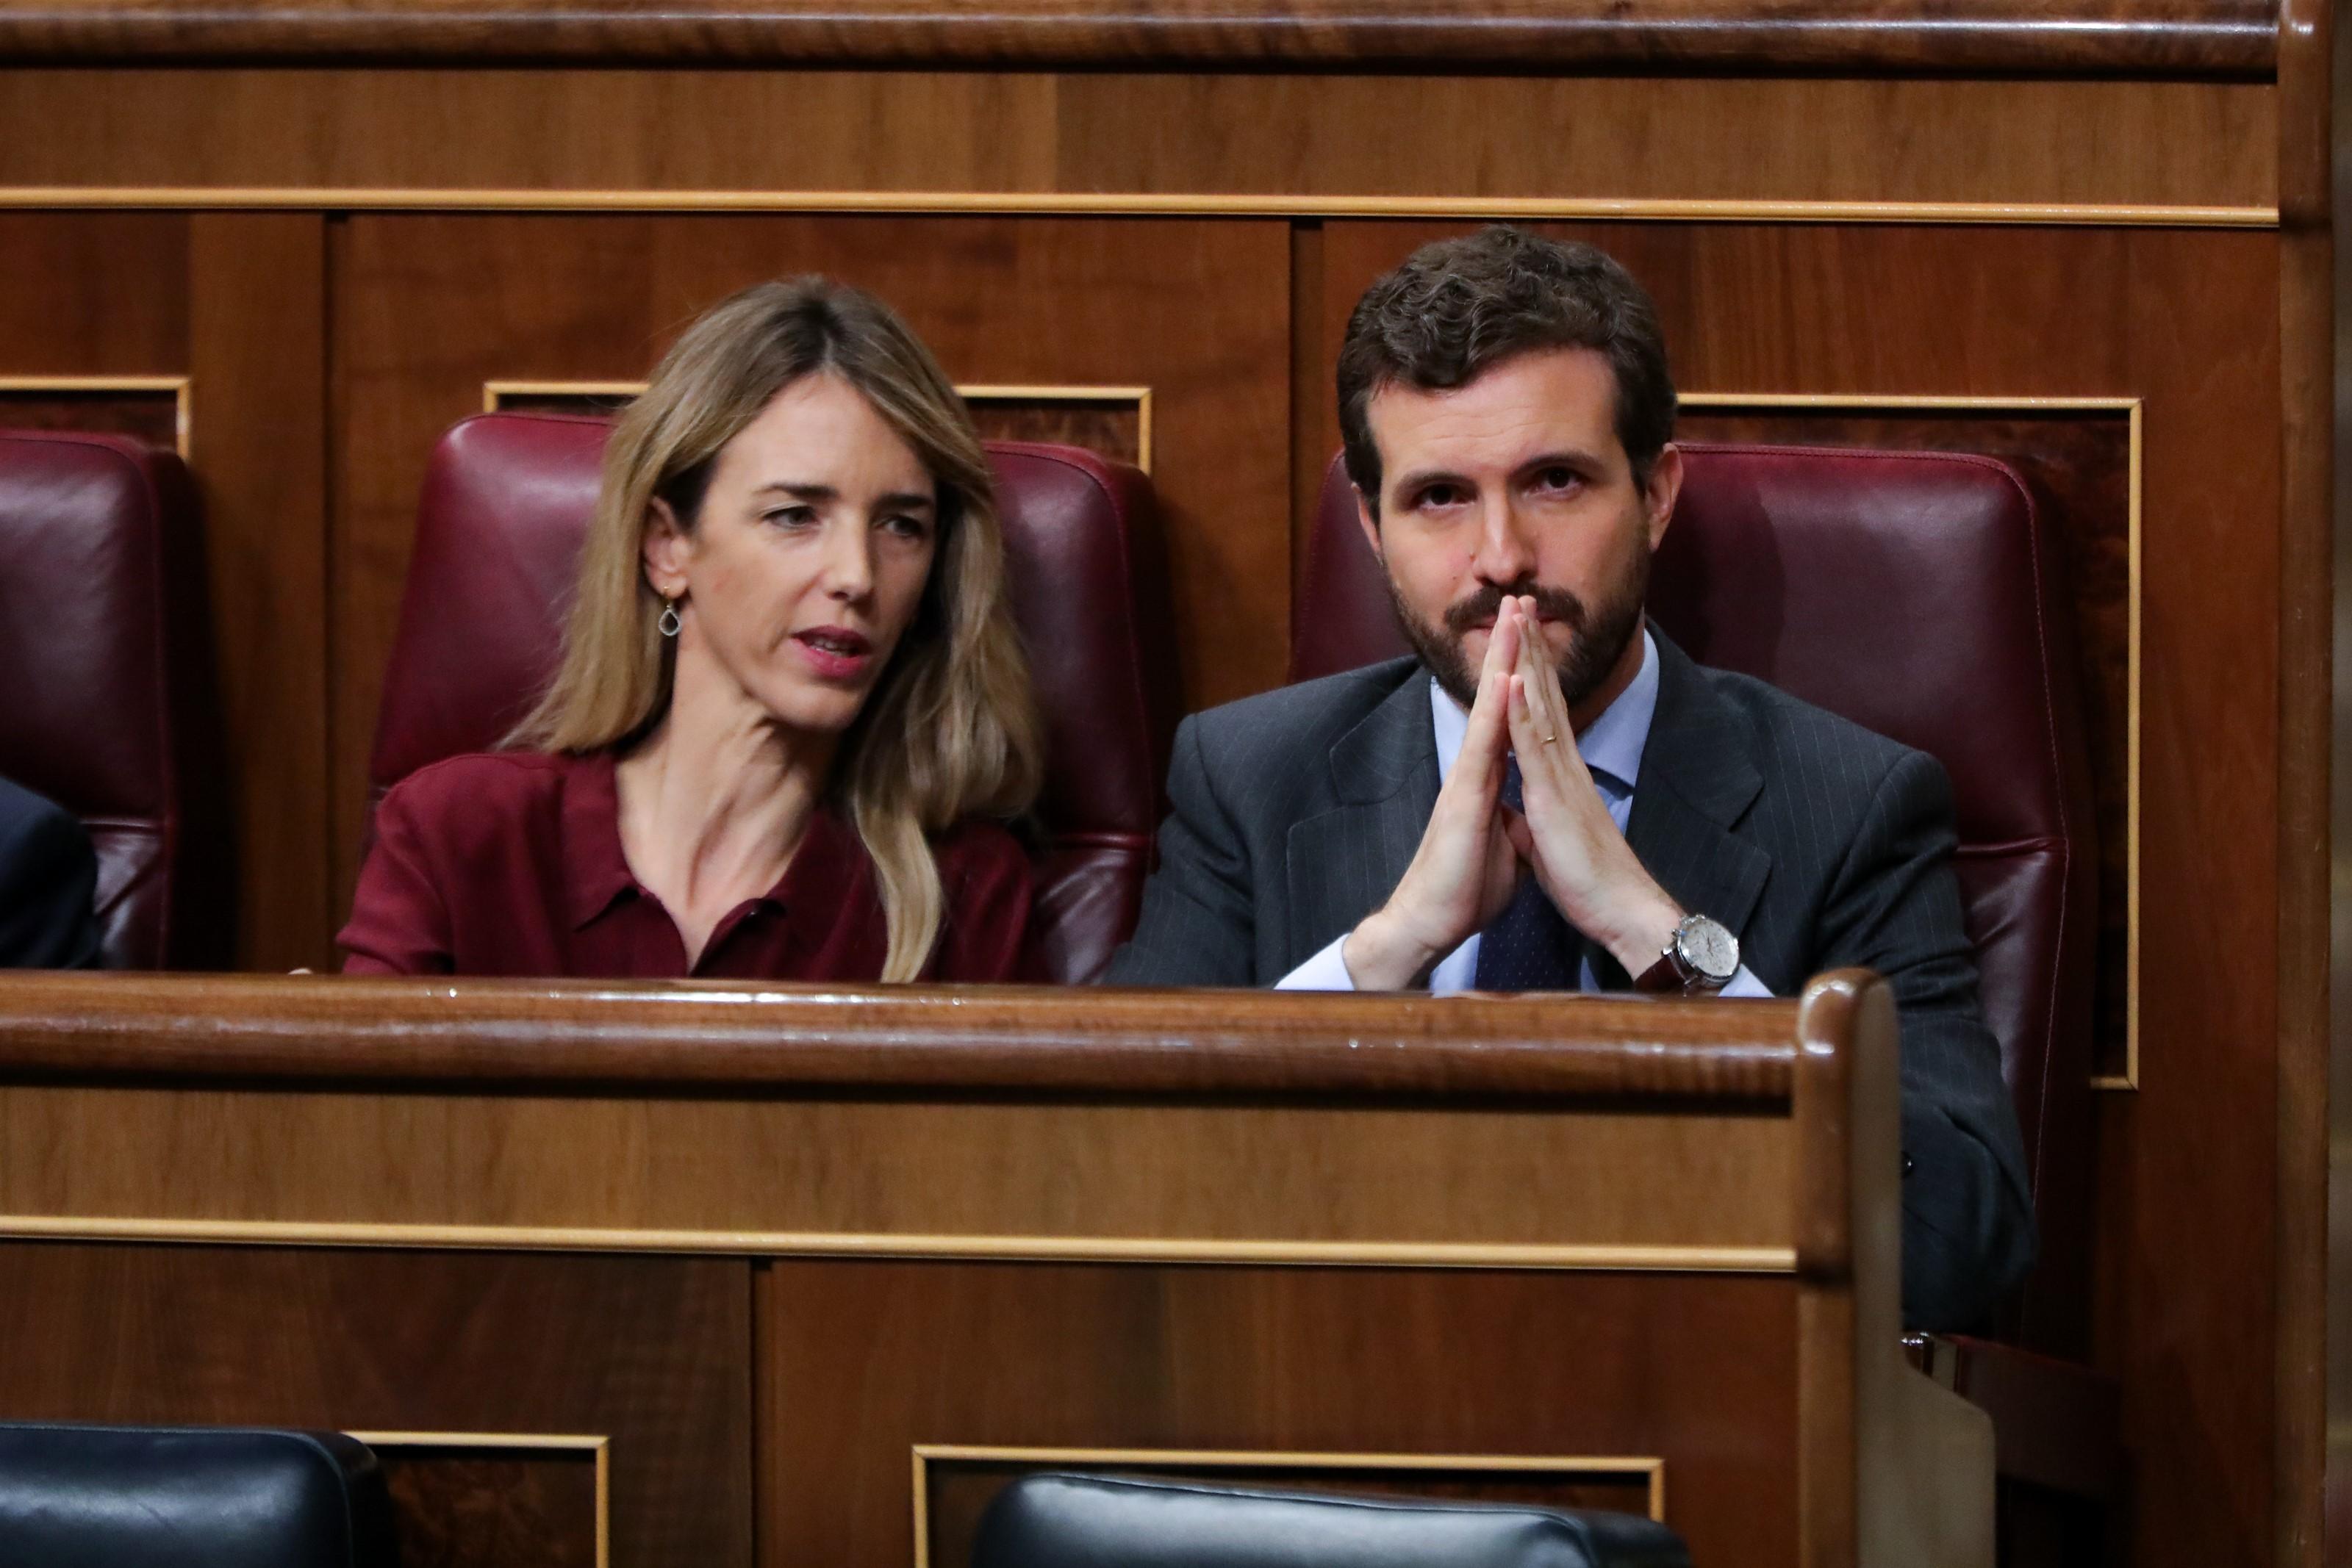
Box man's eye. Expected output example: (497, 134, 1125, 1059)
(1534, 467, 1580, 492)
(1418, 485, 1465, 509)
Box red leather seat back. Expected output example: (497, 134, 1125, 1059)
(370, 412, 1176, 983)
(1298, 444, 2098, 1351)
(0, 431, 232, 969)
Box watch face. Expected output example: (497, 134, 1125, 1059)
(1678, 917, 1740, 981)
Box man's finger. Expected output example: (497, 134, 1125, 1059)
(1515, 594, 1569, 738)
(1453, 603, 1518, 791)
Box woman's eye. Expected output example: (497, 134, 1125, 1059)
(881, 514, 931, 541)
(763, 505, 817, 528)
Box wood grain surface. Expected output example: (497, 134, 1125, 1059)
(0, 973, 1798, 1096)
(0, 0, 2275, 73)
(0, 71, 2276, 213)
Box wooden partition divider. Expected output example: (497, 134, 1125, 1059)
(0, 970, 1984, 1567)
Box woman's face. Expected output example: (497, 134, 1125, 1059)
(644, 373, 941, 736)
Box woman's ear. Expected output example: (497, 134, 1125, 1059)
(641, 497, 691, 600)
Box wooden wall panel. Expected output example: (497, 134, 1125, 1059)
(329, 213, 1289, 915)
(188, 212, 332, 971)
(757, 1260, 1797, 1568)
(0, 213, 188, 365)
(0, 1242, 752, 1568)
(0, 70, 2276, 213)
(1311, 219, 2281, 1567)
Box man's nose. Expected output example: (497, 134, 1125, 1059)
(1470, 497, 1537, 585)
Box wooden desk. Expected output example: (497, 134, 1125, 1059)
(0, 969, 1984, 1567)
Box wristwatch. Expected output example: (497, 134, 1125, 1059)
(1633, 913, 1740, 995)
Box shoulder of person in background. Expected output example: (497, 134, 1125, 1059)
(0, 774, 102, 970)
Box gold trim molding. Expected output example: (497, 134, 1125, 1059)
(1680, 392, 2143, 1091)
(0, 375, 193, 458)
(481, 378, 643, 412)
(910, 1442, 1668, 1568)
(0, 187, 2283, 229)
(484, 378, 1155, 472)
(0, 1214, 1799, 1272)
(349, 1430, 610, 1568)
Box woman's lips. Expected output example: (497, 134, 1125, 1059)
(792, 628, 873, 680)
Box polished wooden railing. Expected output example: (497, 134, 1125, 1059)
(0, 0, 2276, 73)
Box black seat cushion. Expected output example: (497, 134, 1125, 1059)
(0, 1423, 396, 1568)
(973, 1472, 1690, 1568)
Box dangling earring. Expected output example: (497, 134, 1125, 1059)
(658, 597, 682, 639)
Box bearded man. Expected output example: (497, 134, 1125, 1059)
(1105, 226, 2034, 1332)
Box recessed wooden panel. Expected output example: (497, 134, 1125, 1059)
(961, 387, 1147, 471)
(334, 213, 1288, 918)
(759, 1261, 1796, 1568)
(1312, 220, 2281, 1568)
(0, 1242, 752, 1568)
(0, 380, 184, 452)
(917, 1452, 1657, 1568)
(367, 1439, 603, 1568)
(1676, 401, 2136, 1087)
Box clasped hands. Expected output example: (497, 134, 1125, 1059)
(1341, 596, 1685, 990)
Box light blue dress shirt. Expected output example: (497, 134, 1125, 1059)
(1276, 628, 1771, 996)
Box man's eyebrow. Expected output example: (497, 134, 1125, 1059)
(1390, 467, 1473, 497)
(1516, 447, 1608, 475)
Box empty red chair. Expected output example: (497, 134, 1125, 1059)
(368, 412, 1175, 983)
(0, 430, 231, 969)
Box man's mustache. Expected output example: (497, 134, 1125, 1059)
(1442, 582, 1588, 638)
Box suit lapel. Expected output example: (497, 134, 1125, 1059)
(1608, 634, 1773, 985)
(1284, 663, 1441, 965)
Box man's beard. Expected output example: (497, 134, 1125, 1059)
(1387, 551, 1647, 715)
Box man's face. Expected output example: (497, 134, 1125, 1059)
(1358, 346, 1680, 713)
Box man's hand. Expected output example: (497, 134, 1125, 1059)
(1341, 599, 1529, 988)
(1502, 596, 1684, 977)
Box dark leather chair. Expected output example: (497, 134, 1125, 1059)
(0, 1422, 397, 1568)
(0, 431, 232, 969)
(974, 1472, 1689, 1568)
(1295, 444, 2111, 1507)
(369, 411, 1175, 982)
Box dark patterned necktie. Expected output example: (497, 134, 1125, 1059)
(1471, 757, 1586, 991)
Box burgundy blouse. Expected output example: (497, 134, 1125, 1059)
(340, 751, 1033, 982)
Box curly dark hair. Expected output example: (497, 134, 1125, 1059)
(1336, 226, 1677, 513)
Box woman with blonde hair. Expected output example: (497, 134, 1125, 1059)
(341, 278, 1044, 981)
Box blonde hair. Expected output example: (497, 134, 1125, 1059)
(509, 278, 1044, 979)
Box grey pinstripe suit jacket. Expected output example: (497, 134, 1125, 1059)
(1105, 633, 2035, 1331)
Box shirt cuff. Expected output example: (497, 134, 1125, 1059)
(1274, 935, 1358, 991)
(1720, 964, 1773, 999)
